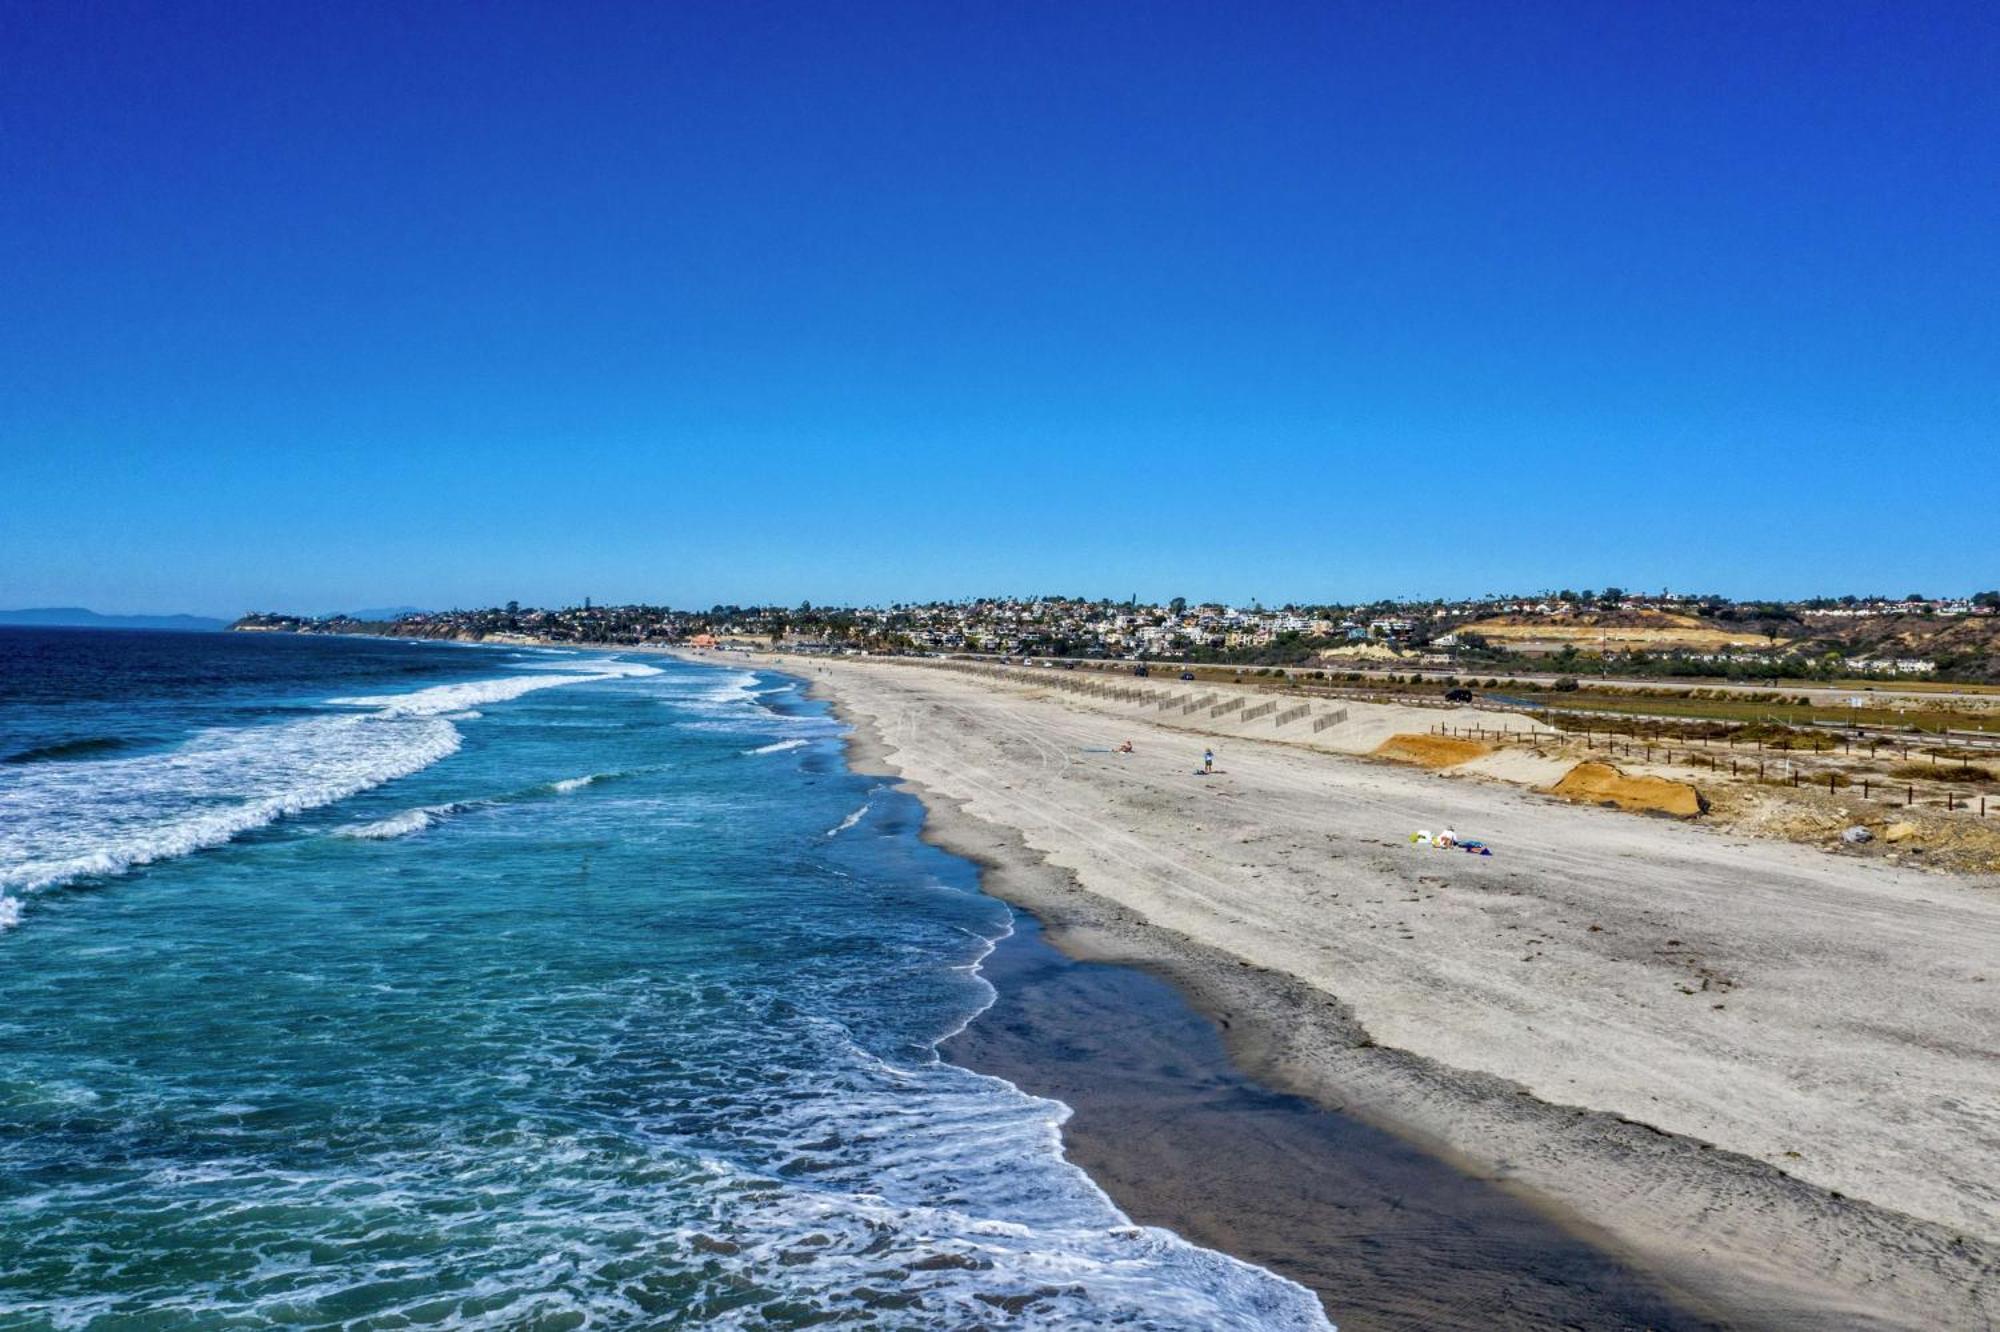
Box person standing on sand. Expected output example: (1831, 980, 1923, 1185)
(1202, 748, 1214, 773)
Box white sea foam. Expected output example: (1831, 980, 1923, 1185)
(665, 667, 846, 752)
(0, 714, 464, 897)
(654, 669, 762, 713)
(550, 773, 610, 793)
(0, 656, 661, 923)
(329, 658, 659, 717)
(334, 800, 484, 840)
(825, 801, 871, 837)
(335, 808, 441, 840)
(602, 996, 1334, 1330)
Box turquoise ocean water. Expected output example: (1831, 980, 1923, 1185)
(0, 630, 1330, 1329)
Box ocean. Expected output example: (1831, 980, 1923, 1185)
(0, 628, 1331, 1329)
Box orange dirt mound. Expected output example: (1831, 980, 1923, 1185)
(1547, 761, 1706, 818)
(1374, 734, 1493, 768)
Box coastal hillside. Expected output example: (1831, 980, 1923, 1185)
(1456, 610, 1781, 652)
(1797, 610, 2000, 665)
(1445, 604, 2000, 678)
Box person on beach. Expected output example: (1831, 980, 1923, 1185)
(1202, 748, 1214, 773)
(1117, 740, 1134, 753)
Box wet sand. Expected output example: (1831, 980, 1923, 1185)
(949, 909, 1713, 1330)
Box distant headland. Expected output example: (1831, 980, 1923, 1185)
(0, 607, 228, 632)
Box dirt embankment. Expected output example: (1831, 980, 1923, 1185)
(1372, 734, 1492, 768)
(1546, 760, 1708, 818)
(1372, 733, 1709, 819)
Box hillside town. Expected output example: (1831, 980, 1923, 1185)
(234, 588, 2000, 683)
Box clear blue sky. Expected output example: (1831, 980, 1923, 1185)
(3, 1, 1995, 615)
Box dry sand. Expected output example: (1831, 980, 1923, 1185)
(768, 654, 1999, 1330)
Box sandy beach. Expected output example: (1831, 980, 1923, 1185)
(763, 652, 1999, 1329)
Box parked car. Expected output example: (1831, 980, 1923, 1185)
(1132, 665, 1150, 677)
(1444, 687, 1474, 703)
(1180, 671, 1196, 681)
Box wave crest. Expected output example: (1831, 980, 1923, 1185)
(825, 802, 871, 837)
(4, 735, 138, 765)
(0, 655, 661, 924)
(329, 659, 660, 718)
(334, 799, 486, 840)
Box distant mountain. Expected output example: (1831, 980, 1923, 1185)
(0, 607, 229, 632)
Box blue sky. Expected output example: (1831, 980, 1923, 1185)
(3, 1, 1995, 615)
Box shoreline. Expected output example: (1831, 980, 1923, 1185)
(757, 651, 1998, 1331)
(813, 665, 1715, 1328)
(947, 878, 1715, 1328)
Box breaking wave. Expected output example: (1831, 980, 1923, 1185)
(4, 735, 138, 765)
(0, 656, 658, 929)
(331, 770, 620, 840)
(329, 658, 660, 717)
(745, 737, 810, 756)
(826, 801, 872, 837)
(334, 799, 488, 840)
(1, 714, 463, 903)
